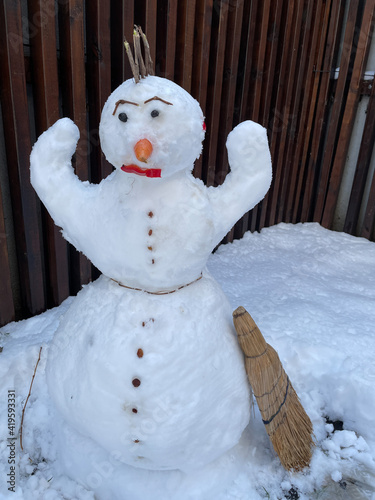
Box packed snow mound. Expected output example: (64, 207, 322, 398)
(1, 223, 375, 499)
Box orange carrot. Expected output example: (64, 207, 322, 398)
(134, 138, 153, 163)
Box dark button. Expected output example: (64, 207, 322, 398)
(147, 246, 153, 251)
(148, 229, 153, 236)
(148, 211, 153, 218)
(152, 259, 155, 264)
(137, 348, 144, 358)
(134, 439, 140, 443)
(132, 378, 141, 388)
(132, 408, 138, 414)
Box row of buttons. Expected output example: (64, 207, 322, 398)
(148, 211, 155, 265)
(131, 317, 155, 447)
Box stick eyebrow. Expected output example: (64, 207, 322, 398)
(112, 99, 139, 115)
(144, 96, 173, 105)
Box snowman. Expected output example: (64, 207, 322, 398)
(30, 32, 272, 497)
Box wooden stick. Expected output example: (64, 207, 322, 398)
(124, 38, 139, 83)
(138, 26, 154, 76)
(134, 27, 146, 79)
(20, 346, 42, 451)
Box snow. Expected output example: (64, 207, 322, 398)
(29, 77, 272, 291)
(46, 272, 251, 473)
(1, 222, 375, 499)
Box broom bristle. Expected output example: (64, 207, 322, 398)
(233, 306, 314, 471)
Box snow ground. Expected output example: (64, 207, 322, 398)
(1, 223, 375, 499)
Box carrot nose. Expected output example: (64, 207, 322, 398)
(134, 139, 153, 163)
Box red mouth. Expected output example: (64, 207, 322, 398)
(121, 164, 161, 178)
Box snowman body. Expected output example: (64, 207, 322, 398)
(30, 75, 272, 475)
(48, 273, 250, 472)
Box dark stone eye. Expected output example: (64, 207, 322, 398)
(151, 109, 159, 118)
(118, 112, 128, 122)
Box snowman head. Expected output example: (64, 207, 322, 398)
(99, 76, 205, 179)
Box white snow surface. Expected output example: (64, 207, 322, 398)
(1, 222, 375, 499)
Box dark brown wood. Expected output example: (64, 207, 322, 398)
(313, 0, 361, 223)
(217, 0, 244, 242)
(204, 0, 229, 187)
(86, 0, 113, 182)
(191, 0, 213, 112)
(145, 0, 157, 72)
(0, 0, 46, 318)
(0, 186, 15, 325)
(345, 78, 375, 234)
(244, 0, 271, 233)
(58, 0, 92, 293)
(360, 139, 375, 239)
(322, 0, 375, 228)
(111, 0, 134, 86)
(284, 0, 323, 223)
(28, 0, 70, 308)
(275, 0, 313, 224)
(156, 0, 178, 79)
(232, 0, 259, 239)
(191, 0, 213, 179)
(272, 0, 305, 226)
(263, 0, 296, 227)
(298, 0, 341, 222)
(250, 0, 271, 123)
(260, 0, 284, 128)
(217, 1, 244, 179)
(175, 0, 197, 93)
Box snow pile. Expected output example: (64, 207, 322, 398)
(1, 223, 375, 499)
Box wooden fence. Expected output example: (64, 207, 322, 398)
(0, 0, 374, 327)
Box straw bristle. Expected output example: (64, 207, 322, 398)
(233, 306, 314, 471)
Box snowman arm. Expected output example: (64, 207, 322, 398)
(207, 121, 272, 240)
(30, 118, 97, 233)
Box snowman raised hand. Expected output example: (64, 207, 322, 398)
(30, 28, 272, 489)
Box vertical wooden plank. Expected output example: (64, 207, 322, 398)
(284, 0, 323, 222)
(345, 79, 375, 234)
(313, 0, 361, 222)
(232, 0, 259, 239)
(86, 0, 113, 182)
(28, 0, 70, 309)
(58, 0, 92, 293)
(165, 0, 178, 79)
(261, 0, 296, 228)
(248, 0, 271, 123)
(360, 150, 375, 240)
(156, 0, 178, 79)
(191, 0, 213, 179)
(111, 0, 134, 86)
(249, 0, 280, 232)
(322, 0, 375, 228)
(145, 0, 157, 71)
(191, 0, 213, 111)
(0, 0, 45, 317)
(236, 0, 258, 124)
(272, 0, 307, 225)
(175, 0, 197, 92)
(0, 186, 15, 326)
(203, 0, 229, 187)
(216, 0, 244, 179)
(260, 0, 284, 127)
(297, 0, 341, 222)
(217, 0, 244, 242)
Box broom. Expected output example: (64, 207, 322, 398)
(233, 306, 314, 471)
